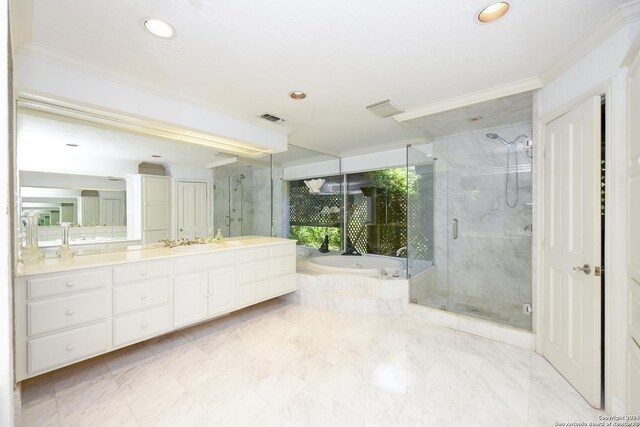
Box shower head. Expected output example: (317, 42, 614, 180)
(485, 133, 510, 146)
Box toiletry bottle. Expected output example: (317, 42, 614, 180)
(215, 229, 223, 242)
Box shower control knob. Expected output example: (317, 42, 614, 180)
(573, 264, 591, 275)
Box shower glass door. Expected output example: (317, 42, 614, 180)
(407, 146, 447, 308)
(445, 126, 533, 330)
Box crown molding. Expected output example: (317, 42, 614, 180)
(539, 0, 640, 84)
(393, 77, 543, 123)
(16, 42, 292, 136)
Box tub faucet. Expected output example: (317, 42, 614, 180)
(396, 246, 407, 257)
(341, 237, 362, 256)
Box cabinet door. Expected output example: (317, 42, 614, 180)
(174, 272, 208, 328)
(143, 176, 170, 231)
(81, 197, 100, 226)
(208, 267, 237, 317)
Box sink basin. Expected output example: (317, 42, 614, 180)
(170, 243, 219, 252)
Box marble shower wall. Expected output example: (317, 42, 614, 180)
(431, 122, 533, 330)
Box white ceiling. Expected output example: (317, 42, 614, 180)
(12, 0, 627, 154)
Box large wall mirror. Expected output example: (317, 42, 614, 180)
(271, 145, 341, 249)
(20, 171, 127, 247)
(16, 102, 276, 259)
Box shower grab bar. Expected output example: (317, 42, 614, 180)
(453, 218, 459, 240)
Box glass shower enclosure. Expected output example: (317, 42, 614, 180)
(407, 123, 533, 331)
(212, 160, 272, 238)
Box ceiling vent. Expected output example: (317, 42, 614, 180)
(260, 113, 286, 123)
(366, 99, 404, 118)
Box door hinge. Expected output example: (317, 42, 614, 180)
(523, 303, 532, 315)
(594, 266, 602, 276)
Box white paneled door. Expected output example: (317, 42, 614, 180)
(627, 48, 640, 413)
(177, 181, 207, 239)
(543, 96, 602, 408)
(101, 198, 123, 226)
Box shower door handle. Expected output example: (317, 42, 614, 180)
(452, 218, 459, 240)
(225, 216, 230, 226)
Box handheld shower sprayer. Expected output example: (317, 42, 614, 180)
(485, 132, 530, 208)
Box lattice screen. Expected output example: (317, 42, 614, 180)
(346, 192, 408, 257)
(288, 185, 342, 226)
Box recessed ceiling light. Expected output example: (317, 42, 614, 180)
(142, 18, 176, 39)
(151, 154, 162, 158)
(477, 2, 510, 23)
(289, 91, 307, 100)
(66, 143, 78, 147)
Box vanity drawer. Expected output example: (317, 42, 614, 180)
(174, 252, 236, 274)
(271, 273, 297, 296)
(239, 260, 269, 284)
(237, 281, 269, 308)
(113, 261, 170, 284)
(113, 279, 171, 316)
(270, 256, 296, 277)
(27, 270, 109, 299)
(270, 244, 295, 259)
(113, 305, 171, 347)
(28, 321, 108, 374)
(239, 249, 268, 263)
(28, 289, 108, 336)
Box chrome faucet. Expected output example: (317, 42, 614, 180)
(396, 246, 407, 257)
(341, 237, 362, 256)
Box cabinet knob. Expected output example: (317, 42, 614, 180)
(66, 309, 76, 316)
(140, 323, 148, 329)
(67, 344, 76, 351)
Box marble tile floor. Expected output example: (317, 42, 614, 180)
(16, 298, 602, 427)
(417, 291, 532, 330)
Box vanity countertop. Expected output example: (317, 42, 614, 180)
(16, 236, 295, 277)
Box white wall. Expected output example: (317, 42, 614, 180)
(14, 53, 288, 154)
(536, 21, 640, 415)
(1, 0, 13, 422)
(282, 143, 432, 181)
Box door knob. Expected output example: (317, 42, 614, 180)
(573, 264, 591, 275)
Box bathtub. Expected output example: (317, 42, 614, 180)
(306, 254, 405, 276)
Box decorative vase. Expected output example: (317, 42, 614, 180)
(56, 223, 74, 261)
(22, 211, 44, 264)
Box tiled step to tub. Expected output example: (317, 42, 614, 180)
(300, 289, 405, 316)
(286, 272, 410, 316)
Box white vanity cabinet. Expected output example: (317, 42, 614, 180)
(16, 270, 111, 377)
(112, 261, 173, 347)
(14, 239, 297, 382)
(269, 243, 297, 296)
(173, 251, 237, 328)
